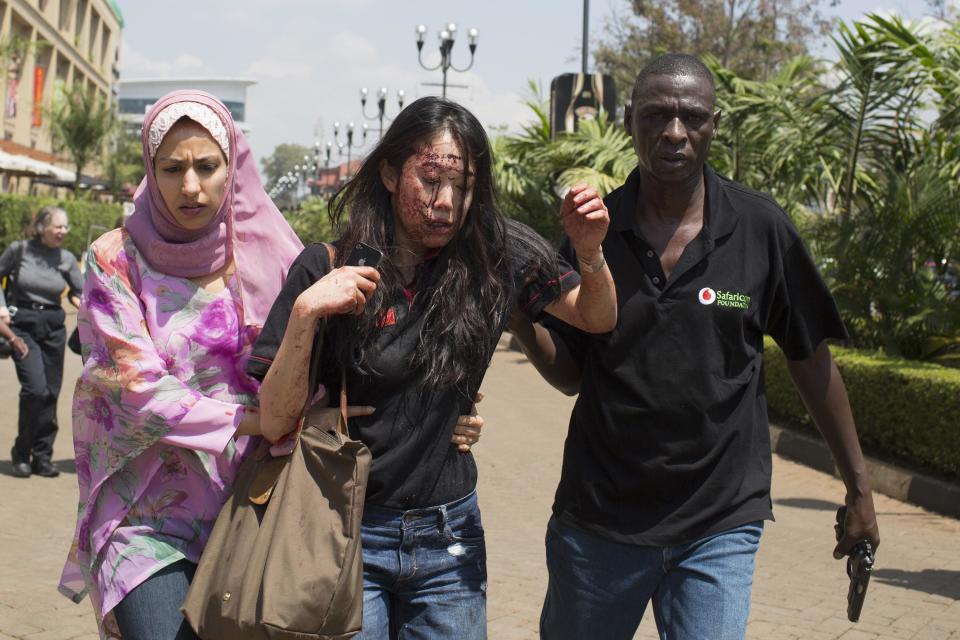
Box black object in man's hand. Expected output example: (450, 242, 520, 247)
(835, 506, 874, 622)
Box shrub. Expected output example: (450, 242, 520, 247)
(764, 337, 960, 481)
(282, 197, 336, 245)
(0, 193, 122, 257)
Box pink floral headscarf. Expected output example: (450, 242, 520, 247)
(124, 90, 303, 326)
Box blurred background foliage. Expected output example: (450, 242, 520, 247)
(487, 14, 959, 365)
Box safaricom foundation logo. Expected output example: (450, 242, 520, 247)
(698, 287, 751, 309)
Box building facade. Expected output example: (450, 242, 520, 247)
(0, 0, 122, 192)
(117, 78, 256, 134)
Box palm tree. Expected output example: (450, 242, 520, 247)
(708, 54, 835, 223)
(101, 123, 145, 200)
(493, 81, 635, 243)
(50, 85, 114, 196)
(496, 15, 959, 362)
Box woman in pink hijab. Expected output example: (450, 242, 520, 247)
(57, 90, 304, 639)
(58, 90, 484, 640)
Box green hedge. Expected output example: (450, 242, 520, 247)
(764, 337, 960, 481)
(282, 196, 336, 245)
(0, 194, 123, 258)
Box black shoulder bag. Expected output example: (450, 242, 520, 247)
(0, 241, 26, 359)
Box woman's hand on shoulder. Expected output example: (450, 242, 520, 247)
(292, 266, 380, 321)
(451, 393, 484, 453)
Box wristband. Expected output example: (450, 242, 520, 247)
(577, 251, 606, 273)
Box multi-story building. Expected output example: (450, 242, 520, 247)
(0, 0, 123, 193)
(117, 78, 256, 134)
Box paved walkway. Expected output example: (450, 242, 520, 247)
(0, 316, 958, 639)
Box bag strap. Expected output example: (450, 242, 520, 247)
(295, 242, 349, 440)
(4, 240, 26, 304)
(321, 242, 351, 438)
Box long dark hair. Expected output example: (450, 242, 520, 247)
(327, 97, 518, 390)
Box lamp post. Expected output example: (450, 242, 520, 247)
(303, 154, 313, 197)
(314, 139, 334, 169)
(360, 86, 405, 138)
(293, 164, 303, 205)
(414, 22, 478, 98)
(277, 173, 297, 210)
(333, 120, 367, 180)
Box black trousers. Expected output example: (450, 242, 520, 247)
(10, 307, 66, 464)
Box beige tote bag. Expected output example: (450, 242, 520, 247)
(183, 345, 370, 639)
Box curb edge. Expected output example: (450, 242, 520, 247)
(500, 332, 960, 519)
(769, 424, 960, 519)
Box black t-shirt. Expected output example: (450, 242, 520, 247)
(548, 165, 847, 546)
(249, 224, 580, 509)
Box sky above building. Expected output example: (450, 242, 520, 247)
(118, 0, 933, 169)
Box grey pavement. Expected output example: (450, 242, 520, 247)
(0, 313, 958, 639)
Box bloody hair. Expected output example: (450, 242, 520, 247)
(327, 96, 553, 391)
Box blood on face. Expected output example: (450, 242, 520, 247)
(383, 131, 476, 255)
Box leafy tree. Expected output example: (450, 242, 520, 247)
(102, 124, 145, 200)
(494, 81, 633, 243)
(594, 0, 834, 97)
(708, 15, 959, 361)
(0, 34, 49, 77)
(707, 54, 833, 221)
(493, 82, 560, 240)
(261, 143, 313, 190)
(926, 0, 958, 21)
(498, 15, 960, 364)
(816, 16, 959, 360)
(49, 85, 114, 196)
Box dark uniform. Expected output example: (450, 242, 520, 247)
(540, 165, 848, 638)
(0, 239, 82, 473)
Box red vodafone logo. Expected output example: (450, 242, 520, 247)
(698, 287, 716, 305)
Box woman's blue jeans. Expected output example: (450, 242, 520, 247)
(540, 516, 764, 640)
(111, 559, 199, 640)
(356, 490, 487, 640)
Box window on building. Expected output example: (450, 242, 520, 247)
(88, 9, 99, 61)
(32, 42, 53, 128)
(100, 24, 109, 69)
(118, 98, 246, 123)
(118, 98, 155, 115)
(10, 17, 32, 68)
(75, 0, 87, 40)
(58, 0, 72, 31)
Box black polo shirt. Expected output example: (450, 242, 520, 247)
(249, 225, 579, 510)
(548, 165, 847, 546)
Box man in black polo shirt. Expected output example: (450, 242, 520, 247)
(510, 53, 881, 639)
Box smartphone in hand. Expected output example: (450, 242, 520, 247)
(835, 506, 874, 622)
(346, 242, 383, 269)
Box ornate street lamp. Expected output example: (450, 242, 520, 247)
(360, 86, 406, 138)
(333, 120, 367, 180)
(314, 139, 335, 169)
(415, 22, 478, 98)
